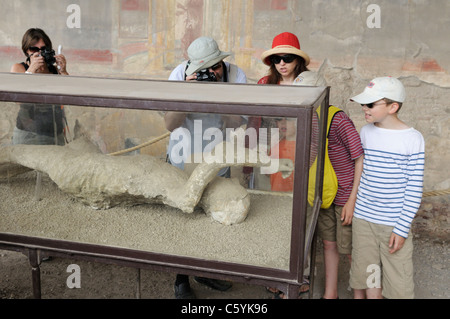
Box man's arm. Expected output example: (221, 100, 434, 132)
(164, 112, 187, 132)
(165, 62, 198, 132)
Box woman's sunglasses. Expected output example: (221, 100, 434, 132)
(271, 54, 296, 64)
(28, 46, 47, 53)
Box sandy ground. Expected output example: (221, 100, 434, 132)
(0, 236, 448, 300)
(0, 173, 448, 300)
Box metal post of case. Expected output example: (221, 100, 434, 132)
(28, 249, 42, 299)
(286, 283, 300, 299)
(136, 268, 141, 299)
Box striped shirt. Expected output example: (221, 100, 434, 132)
(328, 111, 364, 206)
(354, 124, 425, 238)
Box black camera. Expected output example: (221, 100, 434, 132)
(39, 47, 56, 69)
(195, 69, 217, 82)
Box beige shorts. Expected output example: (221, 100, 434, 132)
(317, 205, 352, 255)
(349, 217, 414, 299)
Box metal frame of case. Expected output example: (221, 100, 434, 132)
(0, 72, 330, 299)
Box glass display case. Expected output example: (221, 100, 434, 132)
(0, 72, 330, 299)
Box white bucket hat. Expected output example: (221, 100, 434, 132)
(185, 37, 231, 76)
(350, 77, 406, 104)
(293, 71, 327, 86)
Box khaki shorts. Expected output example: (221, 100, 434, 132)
(349, 217, 414, 299)
(317, 205, 352, 255)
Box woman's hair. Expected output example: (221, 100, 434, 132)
(21, 28, 53, 57)
(265, 55, 309, 84)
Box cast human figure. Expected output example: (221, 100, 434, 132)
(164, 36, 247, 299)
(349, 77, 425, 299)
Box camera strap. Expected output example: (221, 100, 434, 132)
(184, 60, 191, 80)
(222, 61, 228, 83)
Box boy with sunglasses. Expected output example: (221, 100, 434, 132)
(350, 77, 425, 299)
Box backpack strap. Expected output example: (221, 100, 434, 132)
(326, 106, 343, 137)
(316, 105, 343, 136)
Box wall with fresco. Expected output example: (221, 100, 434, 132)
(0, 0, 449, 221)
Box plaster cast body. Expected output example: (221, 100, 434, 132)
(0, 138, 268, 225)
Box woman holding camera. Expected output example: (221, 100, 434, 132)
(11, 28, 68, 75)
(10, 28, 69, 146)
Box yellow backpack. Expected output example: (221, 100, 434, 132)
(308, 106, 341, 209)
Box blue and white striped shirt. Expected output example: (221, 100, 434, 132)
(354, 124, 425, 238)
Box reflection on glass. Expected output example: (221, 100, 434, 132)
(308, 104, 321, 206)
(304, 103, 325, 266)
(0, 106, 297, 269)
(243, 115, 297, 195)
(12, 102, 67, 146)
(269, 117, 297, 193)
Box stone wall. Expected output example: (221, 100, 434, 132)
(0, 0, 448, 237)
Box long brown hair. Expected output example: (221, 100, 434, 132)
(21, 28, 53, 57)
(266, 56, 309, 84)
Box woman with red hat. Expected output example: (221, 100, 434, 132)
(259, 31, 310, 85)
(244, 32, 311, 187)
(244, 33, 312, 298)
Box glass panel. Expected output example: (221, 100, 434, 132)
(0, 103, 298, 270)
(304, 103, 326, 265)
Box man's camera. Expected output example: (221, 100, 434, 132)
(195, 69, 217, 82)
(39, 47, 56, 69)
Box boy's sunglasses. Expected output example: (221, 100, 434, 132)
(362, 101, 390, 109)
(271, 54, 296, 64)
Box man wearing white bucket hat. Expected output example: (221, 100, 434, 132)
(349, 77, 425, 299)
(164, 37, 247, 299)
(167, 36, 247, 83)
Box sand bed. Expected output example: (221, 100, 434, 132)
(0, 172, 294, 270)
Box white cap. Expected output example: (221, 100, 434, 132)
(293, 71, 327, 86)
(350, 76, 406, 104)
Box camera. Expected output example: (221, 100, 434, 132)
(39, 47, 57, 69)
(195, 69, 217, 82)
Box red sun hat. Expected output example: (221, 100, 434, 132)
(261, 32, 310, 66)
